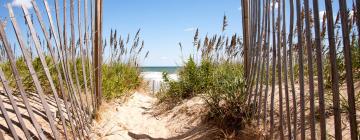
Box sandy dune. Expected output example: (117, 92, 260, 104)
(0, 91, 71, 140)
(89, 91, 216, 140)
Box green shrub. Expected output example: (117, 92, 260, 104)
(158, 57, 214, 101)
(205, 62, 251, 130)
(0, 57, 142, 100)
(158, 18, 253, 135)
(159, 56, 252, 132)
(0, 29, 146, 100)
(102, 63, 141, 100)
(0, 56, 58, 94)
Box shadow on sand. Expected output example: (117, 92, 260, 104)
(127, 121, 221, 140)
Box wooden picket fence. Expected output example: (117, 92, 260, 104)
(0, 0, 102, 139)
(241, 0, 359, 139)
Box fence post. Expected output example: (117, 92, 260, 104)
(94, 0, 103, 110)
(241, 0, 250, 78)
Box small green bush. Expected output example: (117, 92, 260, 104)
(205, 62, 251, 130)
(0, 29, 146, 100)
(158, 57, 214, 101)
(102, 63, 141, 100)
(159, 56, 252, 132)
(0, 56, 58, 94)
(158, 18, 253, 135)
(0, 57, 142, 100)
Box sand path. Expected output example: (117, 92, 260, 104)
(90, 92, 211, 140)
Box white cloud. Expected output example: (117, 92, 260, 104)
(12, 0, 32, 9)
(184, 27, 196, 32)
(238, 6, 241, 11)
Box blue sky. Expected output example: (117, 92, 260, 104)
(0, 0, 243, 66)
(0, 0, 355, 66)
(104, 0, 354, 66)
(102, 0, 242, 66)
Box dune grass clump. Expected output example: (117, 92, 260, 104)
(0, 56, 58, 94)
(203, 62, 251, 130)
(160, 57, 211, 101)
(102, 63, 141, 100)
(0, 55, 142, 100)
(101, 29, 148, 100)
(0, 29, 147, 101)
(159, 15, 253, 136)
(160, 57, 251, 131)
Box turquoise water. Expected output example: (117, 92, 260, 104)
(140, 66, 181, 74)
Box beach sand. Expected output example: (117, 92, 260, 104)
(89, 91, 214, 140)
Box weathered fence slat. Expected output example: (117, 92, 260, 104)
(295, 0, 306, 139)
(55, 1, 85, 134)
(312, 0, 327, 139)
(324, 0, 342, 139)
(5, 5, 48, 139)
(70, 0, 91, 135)
(30, 1, 71, 139)
(0, 76, 30, 140)
(338, 1, 358, 139)
(0, 95, 18, 140)
(242, 0, 249, 77)
(262, 0, 271, 131)
(64, 0, 88, 137)
(256, 1, 268, 123)
(85, 0, 95, 117)
(253, 0, 265, 117)
(304, 0, 316, 139)
(0, 129, 4, 140)
(91, 0, 97, 113)
(276, 0, 284, 138)
(21, 4, 62, 139)
(288, 0, 297, 139)
(0, 21, 32, 140)
(94, 0, 103, 112)
(280, 0, 291, 138)
(269, 0, 277, 138)
(71, 0, 86, 116)
(78, 0, 91, 123)
(42, 0, 78, 138)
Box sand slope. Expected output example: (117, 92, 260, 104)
(90, 92, 215, 140)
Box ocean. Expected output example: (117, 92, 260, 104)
(140, 66, 181, 74)
(140, 67, 180, 93)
